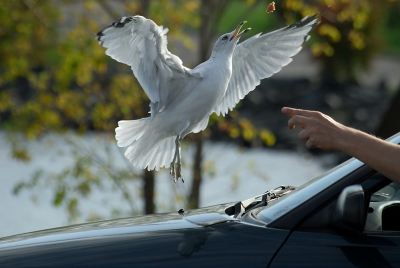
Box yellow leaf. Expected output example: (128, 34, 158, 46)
(229, 127, 240, 139)
(318, 24, 341, 43)
(259, 129, 276, 147)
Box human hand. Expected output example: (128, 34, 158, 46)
(281, 107, 348, 151)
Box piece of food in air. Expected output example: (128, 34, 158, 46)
(266, 1, 275, 13)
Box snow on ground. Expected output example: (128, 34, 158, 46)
(0, 132, 330, 237)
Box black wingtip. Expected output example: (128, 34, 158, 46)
(95, 16, 133, 38)
(285, 4, 332, 31)
(285, 13, 319, 30)
(111, 16, 133, 28)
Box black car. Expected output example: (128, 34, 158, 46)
(1, 133, 400, 267)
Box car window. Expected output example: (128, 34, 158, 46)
(365, 181, 400, 232)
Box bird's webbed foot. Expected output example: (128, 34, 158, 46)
(170, 162, 184, 183)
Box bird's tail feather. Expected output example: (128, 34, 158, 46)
(125, 135, 176, 171)
(115, 118, 149, 147)
(115, 118, 175, 171)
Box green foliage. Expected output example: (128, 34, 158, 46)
(281, 0, 387, 82)
(381, 1, 400, 54)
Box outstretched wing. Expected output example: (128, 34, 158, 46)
(96, 16, 202, 118)
(214, 14, 318, 116)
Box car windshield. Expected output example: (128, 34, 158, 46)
(257, 157, 364, 224)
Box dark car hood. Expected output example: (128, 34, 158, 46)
(0, 202, 235, 249)
(0, 202, 291, 267)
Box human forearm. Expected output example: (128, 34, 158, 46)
(282, 107, 400, 183)
(339, 128, 400, 183)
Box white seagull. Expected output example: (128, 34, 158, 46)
(96, 14, 318, 182)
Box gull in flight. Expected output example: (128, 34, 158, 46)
(96, 14, 318, 182)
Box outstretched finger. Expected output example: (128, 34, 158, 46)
(282, 107, 317, 117)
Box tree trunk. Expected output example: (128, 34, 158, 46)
(188, 134, 203, 208)
(143, 169, 155, 214)
(375, 87, 400, 139)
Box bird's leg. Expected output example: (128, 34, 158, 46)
(176, 137, 184, 183)
(170, 160, 176, 182)
(170, 136, 179, 182)
(170, 136, 184, 183)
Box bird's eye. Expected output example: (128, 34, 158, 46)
(222, 35, 228, 40)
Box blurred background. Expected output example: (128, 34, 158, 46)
(1, 0, 400, 237)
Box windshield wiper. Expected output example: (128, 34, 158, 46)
(232, 185, 297, 219)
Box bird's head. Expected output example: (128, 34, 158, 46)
(211, 21, 251, 58)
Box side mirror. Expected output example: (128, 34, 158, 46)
(331, 184, 365, 234)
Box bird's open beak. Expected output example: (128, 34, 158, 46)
(230, 21, 251, 41)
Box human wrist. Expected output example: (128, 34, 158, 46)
(334, 124, 359, 153)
